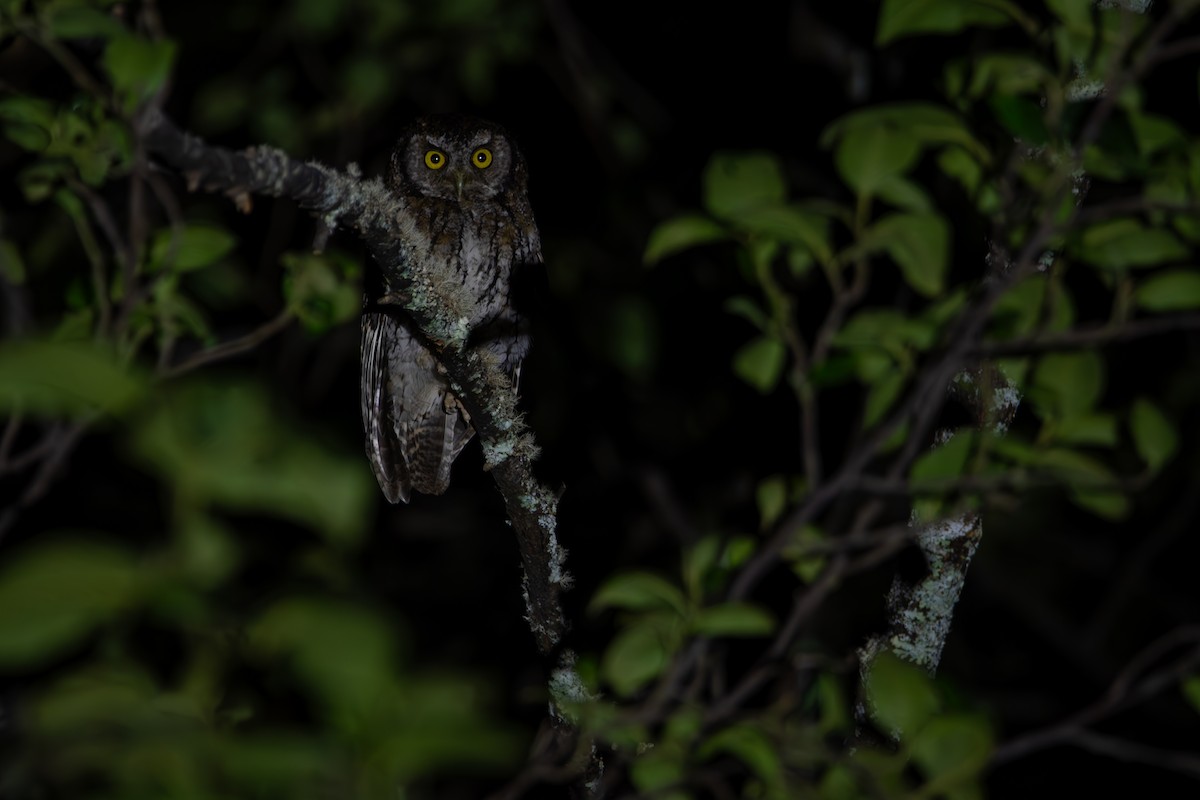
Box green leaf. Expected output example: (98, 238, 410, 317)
(1045, 0, 1092, 28)
(0, 339, 145, 417)
(663, 707, 703, 745)
(911, 714, 993, 784)
(864, 369, 907, 429)
(724, 295, 769, 331)
(603, 296, 658, 381)
(862, 212, 950, 297)
(250, 598, 394, 716)
(822, 103, 989, 162)
(0, 96, 55, 131)
(601, 619, 673, 697)
(1183, 676, 1200, 715)
(819, 764, 861, 799)
(989, 95, 1049, 145)
(690, 603, 775, 637)
(938, 147, 982, 193)
(281, 251, 361, 332)
(989, 274, 1074, 339)
(1037, 447, 1113, 483)
(911, 430, 975, 484)
(834, 309, 934, 353)
(131, 381, 372, 544)
(698, 725, 784, 788)
(1032, 351, 1104, 417)
(19, 160, 71, 202)
(703, 152, 786, 221)
(210, 734, 333, 791)
(875, 175, 932, 212)
(1079, 219, 1189, 271)
(0, 96, 55, 151)
(0, 541, 139, 667)
(721, 536, 757, 570)
(733, 334, 786, 393)
(148, 224, 237, 272)
(341, 55, 392, 112)
(877, 0, 1012, 45)
(784, 525, 827, 584)
(630, 748, 686, 796)
(865, 651, 939, 738)
(683, 536, 721, 600)
(756, 474, 787, 529)
(815, 673, 851, 735)
(0, 240, 27, 284)
(1037, 448, 1129, 520)
(1069, 488, 1130, 521)
(1130, 397, 1177, 473)
(735, 205, 833, 264)
(103, 35, 177, 108)
(834, 126, 920, 198)
(590, 572, 687, 616)
(1128, 111, 1186, 156)
(178, 513, 241, 587)
(644, 215, 729, 264)
(45, 5, 126, 39)
(1052, 413, 1117, 446)
(921, 287, 969, 330)
(1134, 269, 1200, 311)
(961, 54, 1052, 100)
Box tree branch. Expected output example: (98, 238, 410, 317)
(138, 108, 571, 655)
(978, 314, 1200, 357)
(992, 626, 1200, 766)
(161, 309, 296, 377)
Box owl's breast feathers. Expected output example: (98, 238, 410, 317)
(361, 192, 540, 503)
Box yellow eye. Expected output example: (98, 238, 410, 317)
(424, 150, 446, 169)
(472, 147, 493, 169)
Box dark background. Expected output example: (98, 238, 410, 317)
(3, 1, 1199, 796)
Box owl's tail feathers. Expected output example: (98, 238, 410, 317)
(406, 392, 474, 496)
(367, 423, 413, 504)
(362, 309, 414, 504)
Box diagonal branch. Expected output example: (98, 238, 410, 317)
(139, 108, 570, 655)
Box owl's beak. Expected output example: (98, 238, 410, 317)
(452, 170, 466, 200)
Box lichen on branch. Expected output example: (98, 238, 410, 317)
(138, 108, 569, 655)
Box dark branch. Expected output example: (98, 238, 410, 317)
(977, 314, 1200, 357)
(992, 626, 1200, 766)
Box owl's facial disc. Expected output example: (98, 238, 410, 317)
(411, 128, 504, 204)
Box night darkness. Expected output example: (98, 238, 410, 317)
(2, 1, 1200, 797)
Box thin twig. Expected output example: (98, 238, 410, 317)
(0, 424, 62, 476)
(0, 413, 22, 464)
(978, 314, 1200, 357)
(992, 626, 1200, 765)
(0, 420, 90, 543)
(162, 310, 295, 377)
(1070, 731, 1200, 779)
(13, 18, 108, 97)
(63, 179, 120, 336)
(1145, 34, 1200, 67)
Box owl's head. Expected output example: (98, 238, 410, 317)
(388, 114, 528, 206)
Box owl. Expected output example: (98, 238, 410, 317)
(361, 114, 541, 503)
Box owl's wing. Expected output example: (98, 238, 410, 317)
(361, 306, 476, 503)
(361, 308, 411, 504)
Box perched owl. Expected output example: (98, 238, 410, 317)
(361, 114, 541, 503)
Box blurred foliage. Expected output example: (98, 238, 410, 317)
(0, 0, 537, 796)
(0, 363, 519, 797)
(1, 0, 1199, 798)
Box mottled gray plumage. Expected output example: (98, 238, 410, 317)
(361, 114, 541, 503)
